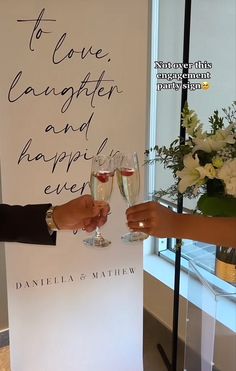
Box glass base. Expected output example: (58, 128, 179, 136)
(83, 236, 111, 248)
(121, 231, 148, 243)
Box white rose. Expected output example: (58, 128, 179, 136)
(225, 178, 236, 197)
(217, 158, 236, 197)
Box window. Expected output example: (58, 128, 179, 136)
(147, 0, 236, 291)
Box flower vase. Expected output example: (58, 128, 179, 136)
(215, 246, 236, 284)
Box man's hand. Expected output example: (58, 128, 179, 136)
(53, 195, 110, 232)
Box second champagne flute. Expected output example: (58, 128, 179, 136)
(116, 152, 148, 242)
(83, 155, 114, 247)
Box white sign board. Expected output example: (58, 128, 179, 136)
(0, 1, 149, 370)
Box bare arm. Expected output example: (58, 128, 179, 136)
(126, 201, 236, 248)
(173, 213, 236, 248)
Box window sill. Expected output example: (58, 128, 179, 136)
(144, 253, 236, 332)
(144, 252, 188, 298)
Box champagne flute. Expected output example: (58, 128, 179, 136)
(83, 155, 114, 247)
(116, 152, 148, 242)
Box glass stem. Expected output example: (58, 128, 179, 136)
(95, 226, 102, 239)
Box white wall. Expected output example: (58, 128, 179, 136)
(188, 0, 236, 121)
(151, 0, 185, 196)
(151, 0, 236, 208)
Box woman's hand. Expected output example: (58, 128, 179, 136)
(126, 201, 176, 238)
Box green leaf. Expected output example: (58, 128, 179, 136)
(197, 194, 236, 217)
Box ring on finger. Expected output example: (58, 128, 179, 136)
(138, 221, 145, 228)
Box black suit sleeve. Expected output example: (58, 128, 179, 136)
(0, 204, 56, 245)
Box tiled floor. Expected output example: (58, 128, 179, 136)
(0, 310, 185, 371)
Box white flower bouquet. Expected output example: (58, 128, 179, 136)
(146, 101, 236, 283)
(146, 101, 236, 217)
